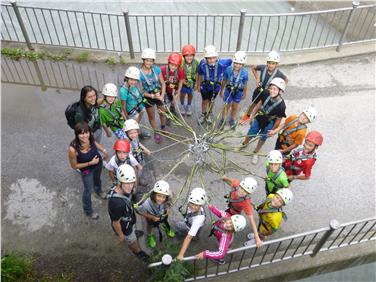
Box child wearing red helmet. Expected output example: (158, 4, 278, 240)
(105, 139, 142, 185)
(161, 53, 184, 128)
(180, 44, 199, 116)
(283, 131, 323, 182)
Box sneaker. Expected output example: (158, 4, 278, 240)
(163, 126, 172, 134)
(154, 134, 162, 144)
(161, 224, 175, 238)
(206, 113, 213, 124)
(247, 233, 255, 240)
(87, 212, 99, 220)
(251, 154, 259, 165)
(198, 114, 206, 125)
(147, 234, 157, 248)
(228, 118, 236, 129)
(210, 258, 225, 265)
(135, 230, 144, 239)
(136, 251, 150, 263)
(186, 105, 192, 116)
(240, 114, 250, 125)
(140, 129, 151, 139)
(244, 239, 256, 246)
(96, 192, 108, 200)
(217, 118, 225, 129)
(180, 104, 186, 116)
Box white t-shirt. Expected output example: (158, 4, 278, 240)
(186, 207, 205, 237)
(105, 154, 139, 172)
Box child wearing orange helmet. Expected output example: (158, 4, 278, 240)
(161, 52, 184, 128)
(180, 44, 199, 116)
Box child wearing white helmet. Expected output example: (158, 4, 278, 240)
(218, 51, 249, 129)
(221, 175, 262, 248)
(107, 164, 150, 262)
(138, 180, 175, 248)
(245, 188, 293, 246)
(195, 204, 246, 264)
(197, 45, 232, 125)
(124, 119, 151, 166)
(176, 187, 207, 260)
(241, 77, 287, 165)
(139, 48, 167, 144)
(268, 106, 318, 155)
(241, 51, 288, 124)
(264, 150, 289, 195)
(99, 83, 127, 139)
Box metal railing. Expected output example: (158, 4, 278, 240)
(1, 1, 375, 57)
(148, 217, 376, 281)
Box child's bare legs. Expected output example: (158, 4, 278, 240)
(157, 105, 167, 128)
(230, 103, 239, 120)
(146, 106, 157, 131)
(202, 99, 209, 114)
(180, 92, 186, 106)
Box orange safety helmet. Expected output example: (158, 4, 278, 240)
(168, 52, 182, 66)
(113, 139, 131, 152)
(305, 131, 323, 146)
(182, 44, 196, 56)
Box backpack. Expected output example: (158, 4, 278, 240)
(65, 101, 81, 129)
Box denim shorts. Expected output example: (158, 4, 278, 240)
(182, 85, 194, 94)
(247, 118, 275, 141)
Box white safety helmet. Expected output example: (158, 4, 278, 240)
(276, 188, 293, 205)
(233, 51, 247, 64)
(302, 106, 318, 123)
(188, 187, 207, 206)
(267, 51, 280, 63)
(116, 164, 136, 183)
(153, 180, 170, 196)
(141, 48, 156, 60)
(270, 77, 286, 92)
(124, 119, 140, 132)
(204, 45, 218, 58)
(268, 150, 283, 164)
(231, 214, 247, 232)
(239, 177, 258, 194)
(102, 83, 118, 97)
(125, 66, 140, 80)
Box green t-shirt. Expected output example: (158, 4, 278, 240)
(98, 99, 124, 132)
(264, 161, 289, 194)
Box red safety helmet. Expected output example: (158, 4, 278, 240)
(182, 44, 196, 56)
(168, 52, 182, 66)
(305, 131, 323, 146)
(113, 139, 130, 152)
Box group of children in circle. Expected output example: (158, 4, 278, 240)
(90, 44, 325, 264)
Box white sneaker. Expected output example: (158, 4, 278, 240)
(180, 105, 186, 116)
(186, 105, 192, 116)
(251, 155, 259, 165)
(206, 113, 213, 124)
(247, 233, 255, 240)
(198, 114, 206, 125)
(244, 239, 255, 246)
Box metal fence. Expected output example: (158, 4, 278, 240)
(148, 217, 376, 281)
(1, 1, 375, 57)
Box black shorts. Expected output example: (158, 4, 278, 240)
(144, 97, 164, 108)
(201, 90, 220, 101)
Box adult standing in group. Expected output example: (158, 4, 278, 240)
(74, 85, 102, 142)
(108, 164, 150, 262)
(68, 122, 109, 219)
(139, 48, 167, 144)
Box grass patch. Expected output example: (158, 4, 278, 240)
(1, 252, 33, 282)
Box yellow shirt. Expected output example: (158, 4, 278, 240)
(257, 194, 283, 235)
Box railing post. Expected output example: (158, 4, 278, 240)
(10, 0, 34, 50)
(123, 9, 135, 59)
(236, 9, 246, 51)
(311, 220, 340, 257)
(336, 1, 359, 52)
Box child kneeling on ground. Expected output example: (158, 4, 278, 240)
(176, 187, 207, 260)
(245, 188, 293, 246)
(195, 204, 246, 264)
(138, 180, 175, 248)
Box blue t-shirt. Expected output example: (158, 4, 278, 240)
(224, 65, 248, 93)
(198, 58, 232, 92)
(119, 84, 145, 114)
(139, 65, 162, 93)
